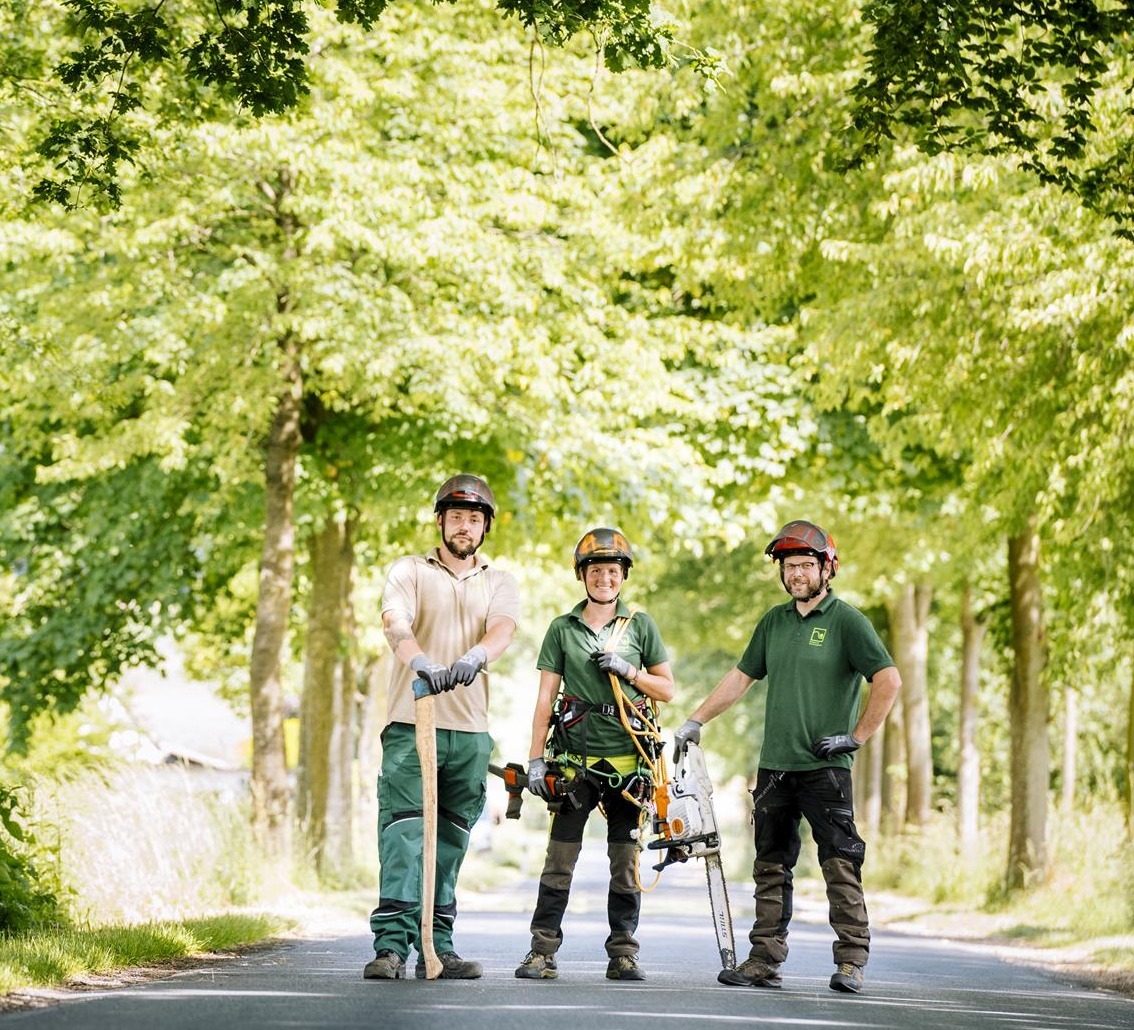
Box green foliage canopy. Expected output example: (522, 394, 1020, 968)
(4, 0, 1134, 834)
(0, 1, 796, 741)
(5, 0, 682, 211)
(851, 1, 1134, 234)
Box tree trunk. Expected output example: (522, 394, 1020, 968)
(855, 727, 884, 837)
(892, 582, 933, 826)
(298, 515, 355, 876)
(357, 651, 391, 871)
(1061, 687, 1077, 812)
(248, 332, 302, 856)
(248, 166, 302, 857)
(1007, 518, 1049, 890)
(1127, 664, 1134, 839)
(328, 517, 357, 875)
(881, 692, 906, 830)
(958, 581, 985, 855)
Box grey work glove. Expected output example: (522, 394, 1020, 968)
(450, 645, 488, 686)
(672, 719, 702, 762)
(812, 733, 862, 760)
(592, 650, 637, 682)
(527, 757, 552, 800)
(410, 654, 453, 694)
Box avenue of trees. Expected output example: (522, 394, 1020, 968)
(2, 0, 1133, 912)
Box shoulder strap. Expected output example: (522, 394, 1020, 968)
(603, 613, 635, 652)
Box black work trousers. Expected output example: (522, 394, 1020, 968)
(747, 766, 870, 968)
(527, 770, 642, 958)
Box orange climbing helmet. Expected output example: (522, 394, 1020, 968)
(573, 527, 634, 580)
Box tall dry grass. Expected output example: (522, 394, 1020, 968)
(867, 802, 1134, 944)
(33, 765, 262, 926)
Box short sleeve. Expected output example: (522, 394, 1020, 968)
(381, 556, 418, 621)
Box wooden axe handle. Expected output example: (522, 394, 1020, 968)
(413, 678, 443, 980)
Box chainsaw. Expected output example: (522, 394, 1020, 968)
(646, 741, 737, 971)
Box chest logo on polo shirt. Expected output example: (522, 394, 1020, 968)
(809, 627, 827, 647)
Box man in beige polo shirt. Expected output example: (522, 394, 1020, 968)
(365, 474, 520, 981)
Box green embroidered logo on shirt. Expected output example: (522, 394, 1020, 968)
(809, 628, 827, 647)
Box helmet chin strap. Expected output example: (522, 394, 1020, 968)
(802, 581, 827, 602)
(585, 589, 620, 606)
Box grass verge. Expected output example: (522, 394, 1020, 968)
(0, 913, 293, 998)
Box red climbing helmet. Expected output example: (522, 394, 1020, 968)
(765, 520, 838, 578)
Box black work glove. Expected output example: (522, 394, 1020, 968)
(410, 654, 453, 694)
(450, 645, 487, 686)
(812, 733, 862, 760)
(527, 757, 552, 800)
(591, 650, 637, 682)
(672, 719, 702, 763)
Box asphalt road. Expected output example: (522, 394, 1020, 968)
(4, 855, 1132, 1030)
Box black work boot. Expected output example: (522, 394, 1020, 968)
(414, 951, 483, 979)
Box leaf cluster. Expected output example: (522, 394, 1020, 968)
(494, 0, 671, 71)
(850, 0, 1134, 234)
(0, 470, 200, 748)
(21, 0, 676, 210)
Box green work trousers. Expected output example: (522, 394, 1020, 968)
(369, 721, 491, 960)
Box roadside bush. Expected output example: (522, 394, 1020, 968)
(0, 784, 60, 934)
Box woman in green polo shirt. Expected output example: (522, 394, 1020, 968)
(514, 528, 675, 982)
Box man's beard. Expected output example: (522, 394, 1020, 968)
(443, 531, 482, 559)
(786, 578, 826, 602)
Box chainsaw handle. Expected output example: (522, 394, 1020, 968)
(646, 832, 718, 850)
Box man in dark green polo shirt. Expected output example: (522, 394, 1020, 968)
(673, 520, 901, 995)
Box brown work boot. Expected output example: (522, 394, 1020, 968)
(717, 957, 783, 988)
(606, 955, 646, 981)
(363, 950, 406, 980)
(829, 962, 864, 993)
(515, 950, 559, 979)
